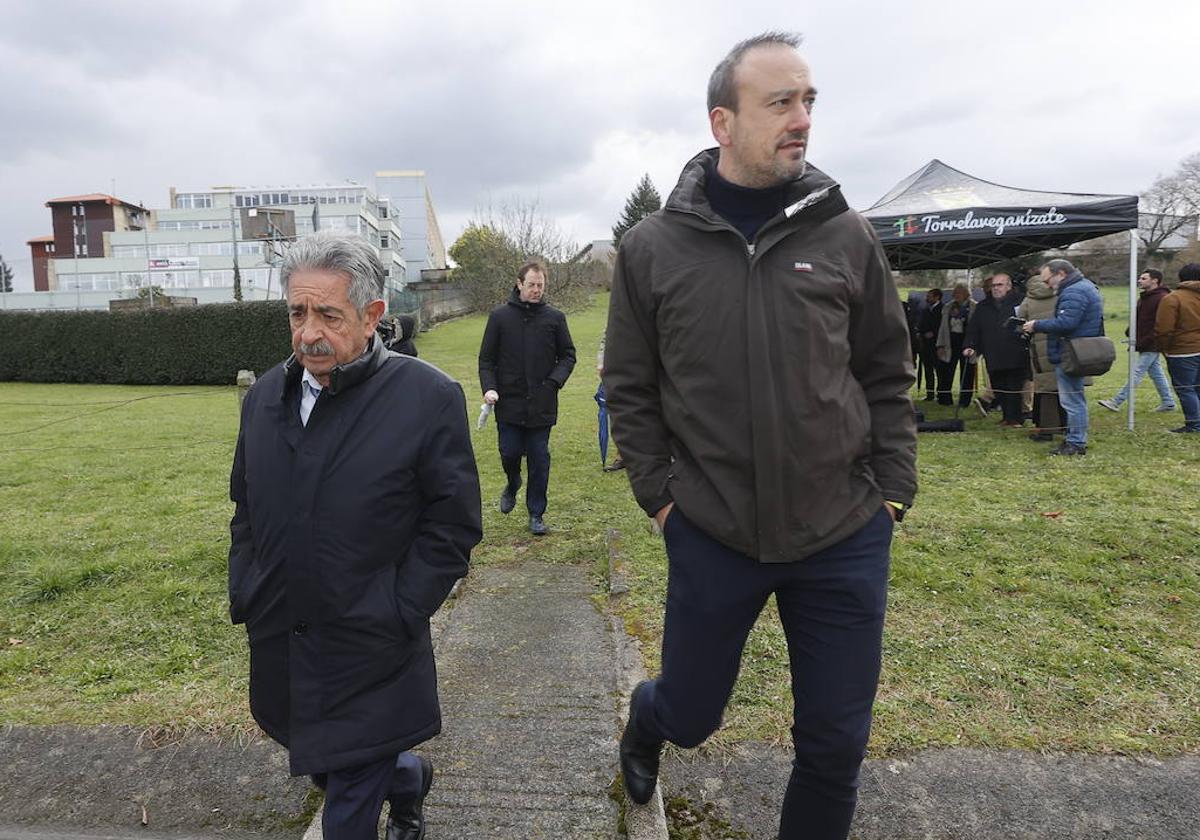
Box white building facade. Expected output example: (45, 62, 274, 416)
(12, 184, 410, 312)
(374, 171, 448, 282)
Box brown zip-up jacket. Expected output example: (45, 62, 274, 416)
(1154, 281, 1200, 356)
(604, 149, 917, 564)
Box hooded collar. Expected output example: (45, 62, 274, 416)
(507, 286, 546, 310)
(664, 148, 847, 231)
(281, 334, 389, 400)
(1058, 269, 1087, 292)
(1025, 276, 1054, 299)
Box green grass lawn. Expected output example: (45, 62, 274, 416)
(1, 288, 1197, 757)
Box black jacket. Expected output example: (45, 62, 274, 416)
(964, 291, 1028, 371)
(478, 288, 577, 427)
(917, 300, 942, 340)
(229, 337, 482, 775)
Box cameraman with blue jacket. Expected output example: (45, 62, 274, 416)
(1022, 259, 1104, 456)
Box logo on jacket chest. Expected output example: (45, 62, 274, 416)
(793, 261, 814, 273)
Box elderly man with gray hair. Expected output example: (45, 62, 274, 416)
(228, 231, 482, 840)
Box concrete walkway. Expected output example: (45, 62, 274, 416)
(418, 562, 620, 839)
(662, 742, 1200, 839)
(0, 724, 309, 838)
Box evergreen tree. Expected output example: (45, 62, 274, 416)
(0, 254, 14, 293)
(611, 174, 662, 248)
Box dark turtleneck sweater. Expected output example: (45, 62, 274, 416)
(703, 157, 790, 243)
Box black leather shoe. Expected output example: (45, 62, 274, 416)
(620, 682, 663, 805)
(1049, 442, 1087, 456)
(386, 756, 433, 840)
(529, 515, 549, 536)
(499, 478, 521, 514)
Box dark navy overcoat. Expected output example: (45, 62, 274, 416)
(229, 337, 482, 775)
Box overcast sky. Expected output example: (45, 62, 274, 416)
(2, 0, 1198, 291)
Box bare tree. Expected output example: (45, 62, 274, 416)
(1139, 152, 1200, 260)
(449, 198, 597, 312)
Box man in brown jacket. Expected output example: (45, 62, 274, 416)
(1155, 263, 1200, 432)
(604, 32, 916, 840)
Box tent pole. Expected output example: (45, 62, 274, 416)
(1127, 229, 1137, 432)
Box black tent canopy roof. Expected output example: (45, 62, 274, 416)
(862, 159, 1138, 270)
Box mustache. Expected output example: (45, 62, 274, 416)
(299, 340, 335, 356)
(777, 131, 808, 148)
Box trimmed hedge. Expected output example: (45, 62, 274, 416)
(0, 301, 293, 385)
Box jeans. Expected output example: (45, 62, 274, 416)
(634, 507, 894, 840)
(1166, 355, 1200, 431)
(1055, 365, 1088, 447)
(1109, 351, 1175, 407)
(497, 421, 552, 516)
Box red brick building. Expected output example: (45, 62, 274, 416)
(26, 235, 56, 291)
(29, 194, 148, 289)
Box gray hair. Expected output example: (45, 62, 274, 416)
(280, 231, 385, 313)
(707, 31, 803, 113)
(1042, 258, 1076, 277)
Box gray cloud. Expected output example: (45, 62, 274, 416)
(3, 0, 1199, 292)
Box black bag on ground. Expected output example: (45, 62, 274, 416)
(1060, 336, 1115, 377)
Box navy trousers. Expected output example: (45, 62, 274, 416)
(311, 752, 426, 840)
(497, 421, 552, 516)
(632, 506, 893, 840)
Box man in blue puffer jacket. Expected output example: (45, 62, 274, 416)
(1022, 258, 1104, 455)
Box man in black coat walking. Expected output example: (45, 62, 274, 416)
(229, 232, 482, 840)
(478, 260, 576, 535)
(964, 272, 1028, 425)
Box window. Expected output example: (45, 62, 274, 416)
(151, 270, 199, 288)
(176, 194, 213, 209)
(62, 272, 119, 291)
(201, 269, 234, 287)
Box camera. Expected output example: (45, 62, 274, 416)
(1007, 316, 1031, 341)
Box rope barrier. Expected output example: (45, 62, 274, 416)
(0, 438, 233, 455)
(0, 390, 230, 407)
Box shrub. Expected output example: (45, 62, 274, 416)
(0, 301, 292, 385)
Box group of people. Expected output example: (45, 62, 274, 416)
(1099, 264, 1200, 434)
(221, 30, 1200, 840)
(227, 33, 916, 840)
(909, 261, 1200, 454)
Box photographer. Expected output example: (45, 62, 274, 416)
(963, 273, 1029, 426)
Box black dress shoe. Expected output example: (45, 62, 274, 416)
(529, 515, 549, 536)
(499, 478, 521, 514)
(620, 681, 663, 805)
(386, 756, 433, 840)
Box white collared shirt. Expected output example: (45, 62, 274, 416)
(299, 368, 324, 427)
